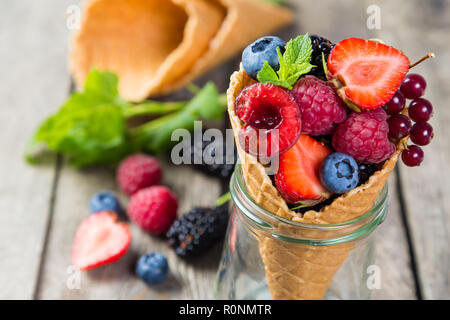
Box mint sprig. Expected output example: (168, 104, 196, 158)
(257, 34, 314, 89)
(26, 69, 226, 168)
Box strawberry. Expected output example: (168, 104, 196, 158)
(72, 211, 131, 270)
(274, 135, 332, 205)
(327, 38, 410, 110)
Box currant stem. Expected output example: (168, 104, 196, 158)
(409, 52, 435, 69)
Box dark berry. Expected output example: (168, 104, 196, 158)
(401, 145, 424, 167)
(167, 206, 229, 259)
(388, 114, 412, 140)
(408, 98, 433, 122)
(136, 252, 169, 285)
(189, 133, 237, 179)
(410, 121, 434, 146)
(385, 91, 406, 115)
(358, 162, 380, 185)
(307, 35, 334, 80)
(89, 190, 121, 214)
(400, 73, 427, 99)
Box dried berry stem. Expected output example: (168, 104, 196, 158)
(409, 52, 435, 69)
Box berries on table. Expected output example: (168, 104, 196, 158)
(400, 73, 427, 99)
(332, 109, 396, 163)
(410, 121, 434, 146)
(72, 211, 131, 270)
(308, 35, 334, 80)
(385, 91, 406, 115)
(127, 186, 178, 235)
(408, 98, 433, 122)
(327, 38, 410, 110)
(242, 36, 286, 79)
(89, 190, 121, 214)
(291, 75, 347, 136)
(136, 252, 169, 285)
(401, 145, 424, 167)
(189, 134, 236, 179)
(320, 153, 359, 194)
(274, 135, 332, 205)
(235, 83, 301, 158)
(388, 114, 412, 141)
(117, 154, 162, 196)
(167, 206, 229, 259)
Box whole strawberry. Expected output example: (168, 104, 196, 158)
(291, 75, 347, 135)
(332, 109, 395, 163)
(117, 154, 162, 196)
(127, 186, 178, 235)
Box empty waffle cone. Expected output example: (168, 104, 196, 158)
(70, 0, 293, 101)
(227, 65, 403, 300)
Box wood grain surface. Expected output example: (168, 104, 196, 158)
(0, 0, 448, 300)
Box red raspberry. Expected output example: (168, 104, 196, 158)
(117, 154, 162, 196)
(332, 109, 395, 163)
(127, 186, 178, 235)
(291, 75, 347, 136)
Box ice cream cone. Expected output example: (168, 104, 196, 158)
(69, 0, 293, 101)
(227, 65, 403, 299)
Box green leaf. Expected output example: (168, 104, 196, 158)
(256, 34, 314, 89)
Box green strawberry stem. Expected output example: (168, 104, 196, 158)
(216, 192, 231, 207)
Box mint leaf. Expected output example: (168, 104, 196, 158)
(256, 34, 314, 89)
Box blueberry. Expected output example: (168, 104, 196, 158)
(136, 252, 169, 285)
(320, 153, 359, 194)
(242, 36, 286, 79)
(89, 190, 121, 214)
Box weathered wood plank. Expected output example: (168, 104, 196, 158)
(0, 0, 72, 299)
(367, 0, 450, 300)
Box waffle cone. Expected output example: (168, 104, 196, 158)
(227, 65, 403, 299)
(69, 0, 293, 101)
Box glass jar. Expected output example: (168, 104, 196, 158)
(214, 165, 388, 300)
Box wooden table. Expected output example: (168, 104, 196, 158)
(1, 0, 448, 300)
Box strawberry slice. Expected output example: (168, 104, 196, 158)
(72, 211, 131, 270)
(328, 38, 410, 110)
(274, 135, 332, 205)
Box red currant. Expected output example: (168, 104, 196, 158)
(386, 91, 406, 115)
(401, 145, 424, 167)
(410, 121, 434, 146)
(388, 114, 411, 140)
(400, 73, 427, 99)
(408, 98, 433, 122)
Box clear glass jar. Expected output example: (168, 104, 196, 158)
(214, 165, 388, 300)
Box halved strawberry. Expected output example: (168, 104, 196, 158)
(72, 211, 131, 270)
(274, 135, 332, 205)
(328, 38, 410, 110)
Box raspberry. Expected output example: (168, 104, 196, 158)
(291, 76, 347, 136)
(332, 109, 395, 163)
(127, 186, 178, 235)
(117, 154, 162, 196)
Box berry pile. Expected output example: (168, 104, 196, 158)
(385, 73, 434, 167)
(167, 206, 229, 258)
(240, 34, 435, 207)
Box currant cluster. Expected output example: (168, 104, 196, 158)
(385, 73, 434, 167)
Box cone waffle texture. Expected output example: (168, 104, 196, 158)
(227, 65, 402, 299)
(70, 0, 293, 101)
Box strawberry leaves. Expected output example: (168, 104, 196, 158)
(257, 34, 314, 89)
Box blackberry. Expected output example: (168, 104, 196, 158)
(189, 134, 237, 179)
(308, 35, 334, 80)
(358, 162, 382, 185)
(167, 206, 229, 259)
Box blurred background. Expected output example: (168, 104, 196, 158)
(0, 0, 448, 299)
